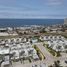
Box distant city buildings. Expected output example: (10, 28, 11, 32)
(0, 23, 67, 67)
(64, 18, 67, 24)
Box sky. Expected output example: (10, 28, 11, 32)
(0, 0, 67, 19)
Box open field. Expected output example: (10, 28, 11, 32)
(0, 32, 67, 39)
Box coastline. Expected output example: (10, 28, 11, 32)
(0, 19, 64, 27)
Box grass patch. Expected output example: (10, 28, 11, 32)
(33, 45, 45, 60)
(38, 39, 44, 42)
(43, 44, 61, 57)
(13, 59, 20, 62)
(0, 35, 19, 39)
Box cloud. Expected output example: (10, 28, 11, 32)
(0, 5, 42, 15)
(0, 6, 66, 19)
(45, 0, 63, 6)
(0, 11, 66, 19)
(0, 0, 66, 19)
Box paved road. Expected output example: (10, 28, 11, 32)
(10, 42, 52, 67)
(37, 43, 67, 66)
(34, 42, 67, 66)
(10, 42, 67, 67)
(36, 43, 55, 65)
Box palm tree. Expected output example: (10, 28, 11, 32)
(53, 60, 61, 67)
(19, 51, 25, 64)
(0, 55, 4, 67)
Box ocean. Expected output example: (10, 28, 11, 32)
(0, 19, 64, 27)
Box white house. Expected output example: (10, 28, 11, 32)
(32, 39, 38, 43)
(47, 35, 67, 52)
(1, 55, 10, 67)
